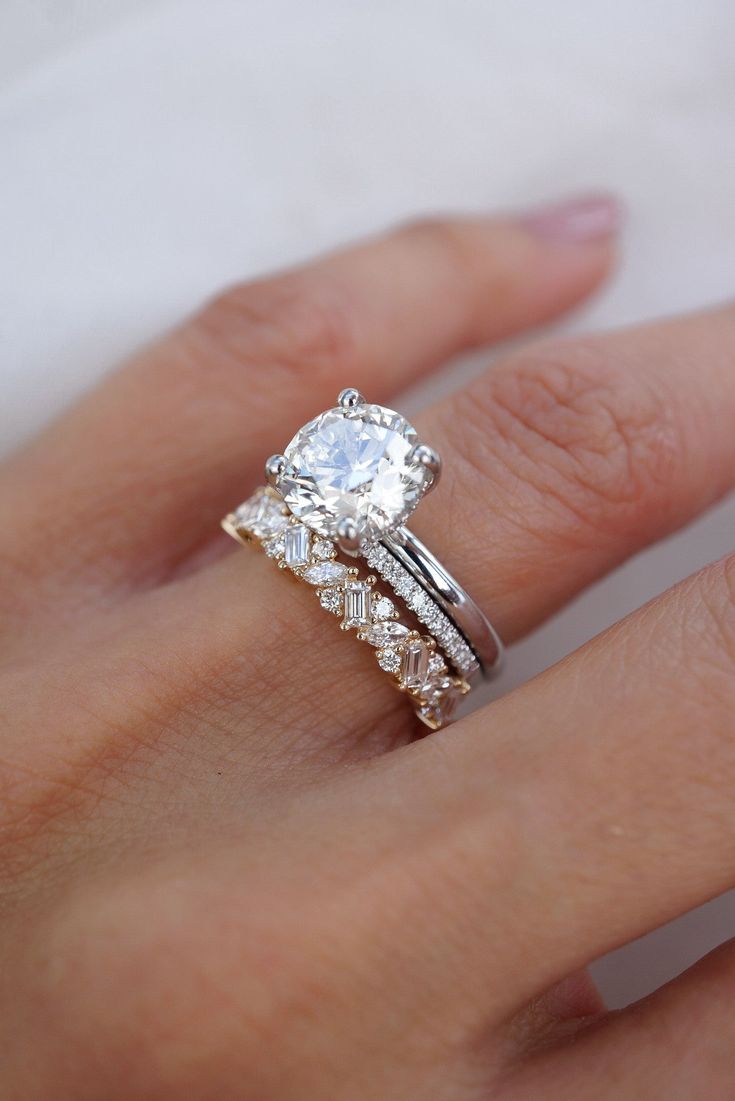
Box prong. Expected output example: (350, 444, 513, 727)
(336, 515, 362, 556)
(412, 443, 442, 490)
(265, 453, 286, 487)
(337, 387, 365, 410)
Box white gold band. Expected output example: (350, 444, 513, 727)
(375, 528, 503, 682)
(363, 540, 481, 680)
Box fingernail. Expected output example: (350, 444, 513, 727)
(519, 193, 623, 244)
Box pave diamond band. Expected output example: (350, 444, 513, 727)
(223, 488, 470, 730)
(363, 542, 480, 678)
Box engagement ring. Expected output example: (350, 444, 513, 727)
(223, 389, 503, 728)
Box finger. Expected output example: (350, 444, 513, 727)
(372, 549, 735, 1020)
(60, 289, 735, 795)
(141, 297, 735, 768)
(507, 939, 735, 1099)
(0, 198, 617, 619)
(409, 301, 735, 642)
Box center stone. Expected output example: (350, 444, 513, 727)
(277, 403, 429, 542)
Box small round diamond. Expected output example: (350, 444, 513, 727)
(363, 622, 410, 648)
(428, 653, 446, 676)
(262, 533, 285, 558)
(394, 574, 413, 598)
(376, 648, 401, 675)
(408, 590, 431, 616)
(312, 539, 336, 561)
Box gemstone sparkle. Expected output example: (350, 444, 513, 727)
(303, 562, 349, 586)
(277, 403, 430, 542)
(401, 639, 430, 689)
(284, 524, 311, 568)
(342, 580, 372, 629)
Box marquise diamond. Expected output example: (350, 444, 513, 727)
(303, 562, 348, 586)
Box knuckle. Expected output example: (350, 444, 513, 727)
(397, 216, 473, 288)
(449, 338, 681, 543)
(398, 215, 465, 259)
(188, 270, 362, 387)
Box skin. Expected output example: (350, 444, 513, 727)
(2, 202, 735, 1099)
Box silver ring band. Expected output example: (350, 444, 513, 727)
(381, 527, 503, 681)
(364, 538, 480, 680)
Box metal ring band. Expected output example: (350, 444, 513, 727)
(222, 488, 470, 730)
(363, 541, 481, 681)
(380, 527, 503, 682)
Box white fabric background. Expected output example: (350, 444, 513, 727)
(1, 0, 734, 1010)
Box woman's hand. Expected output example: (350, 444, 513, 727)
(3, 196, 735, 1099)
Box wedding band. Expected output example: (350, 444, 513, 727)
(222, 389, 503, 729)
(223, 488, 470, 729)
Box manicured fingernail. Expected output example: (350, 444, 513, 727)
(520, 193, 623, 244)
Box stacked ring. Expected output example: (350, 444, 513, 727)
(222, 487, 470, 729)
(222, 389, 504, 730)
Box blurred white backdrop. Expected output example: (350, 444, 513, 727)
(1, 0, 734, 1009)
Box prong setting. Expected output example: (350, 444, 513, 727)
(336, 515, 362, 556)
(411, 443, 442, 490)
(337, 387, 365, 410)
(265, 453, 286, 487)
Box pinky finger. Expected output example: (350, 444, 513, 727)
(508, 939, 735, 1099)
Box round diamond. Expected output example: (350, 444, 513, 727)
(277, 403, 430, 542)
(263, 533, 285, 558)
(428, 653, 446, 676)
(319, 588, 344, 615)
(408, 589, 431, 616)
(376, 648, 401, 675)
(372, 596, 395, 621)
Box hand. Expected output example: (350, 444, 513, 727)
(3, 195, 735, 1100)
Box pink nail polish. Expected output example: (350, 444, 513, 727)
(520, 193, 623, 244)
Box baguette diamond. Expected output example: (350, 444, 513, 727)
(284, 524, 310, 568)
(342, 581, 372, 629)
